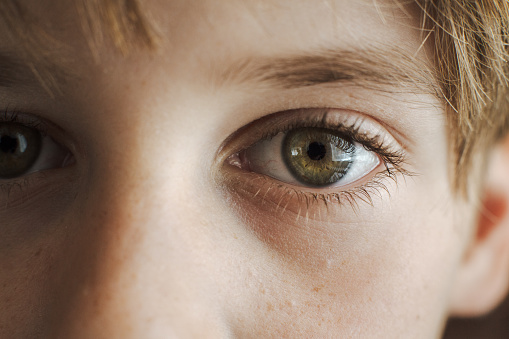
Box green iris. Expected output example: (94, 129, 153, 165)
(0, 123, 42, 179)
(282, 127, 355, 186)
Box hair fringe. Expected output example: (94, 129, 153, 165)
(416, 0, 509, 195)
(76, 0, 158, 57)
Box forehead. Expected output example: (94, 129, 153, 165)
(2, 0, 424, 55)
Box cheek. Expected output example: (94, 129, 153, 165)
(0, 194, 77, 337)
(219, 178, 468, 337)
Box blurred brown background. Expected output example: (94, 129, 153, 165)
(443, 293, 509, 338)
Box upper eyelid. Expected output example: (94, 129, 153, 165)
(217, 107, 405, 161)
(0, 110, 50, 132)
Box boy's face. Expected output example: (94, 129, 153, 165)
(0, 0, 481, 338)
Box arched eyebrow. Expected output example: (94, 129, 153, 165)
(0, 46, 439, 100)
(217, 47, 439, 97)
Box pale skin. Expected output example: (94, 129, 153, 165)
(1, 0, 509, 338)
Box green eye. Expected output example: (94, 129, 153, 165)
(0, 123, 42, 179)
(240, 125, 380, 189)
(282, 128, 355, 186)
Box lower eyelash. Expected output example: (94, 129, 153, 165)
(287, 168, 407, 212)
(0, 175, 41, 209)
(223, 162, 415, 222)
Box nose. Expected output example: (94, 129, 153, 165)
(49, 125, 232, 338)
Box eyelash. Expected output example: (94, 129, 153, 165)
(1, 109, 49, 134)
(223, 109, 414, 213)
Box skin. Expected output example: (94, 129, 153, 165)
(0, 0, 493, 338)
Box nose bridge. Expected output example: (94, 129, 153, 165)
(57, 130, 229, 338)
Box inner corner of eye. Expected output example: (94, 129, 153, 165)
(226, 152, 244, 169)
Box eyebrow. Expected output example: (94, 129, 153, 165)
(0, 52, 33, 88)
(218, 47, 439, 96)
(0, 50, 71, 97)
(0, 46, 438, 100)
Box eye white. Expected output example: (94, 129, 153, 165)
(25, 135, 72, 176)
(244, 131, 380, 188)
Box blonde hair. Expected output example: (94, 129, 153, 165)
(418, 0, 509, 192)
(1, 0, 508, 194)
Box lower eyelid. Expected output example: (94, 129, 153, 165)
(0, 170, 62, 211)
(222, 156, 392, 206)
(220, 167, 312, 221)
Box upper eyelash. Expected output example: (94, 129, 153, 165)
(251, 110, 410, 177)
(0, 109, 49, 135)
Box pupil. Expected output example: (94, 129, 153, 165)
(0, 135, 18, 154)
(307, 141, 326, 161)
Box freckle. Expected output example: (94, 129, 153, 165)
(260, 288, 265, 294)
(312, 285, 325, 292)
(266, 302, 274, 312)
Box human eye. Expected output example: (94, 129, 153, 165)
(219, 108, 410, 216)
(0, 111, 73, 190)
(233, 127, 379, 188)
